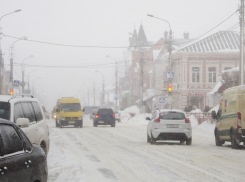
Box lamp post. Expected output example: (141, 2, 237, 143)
(147, 14, 172, 68)
(32, 77, 40, 96)
(87, 78, 95, 106)
(83, 84, 89, 106)
(21, 55, 33, 94)
(10, 36, 28, 94)
(96, 70, 105, 106)
(26, 70, 36, 93)
(0, 9, 21, 94)
(106, 55, 118, 110)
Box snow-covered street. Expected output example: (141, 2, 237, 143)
(47, 115, 245, 182)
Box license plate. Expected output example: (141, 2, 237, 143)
(98, 121, 104, 124)
(69, 121, 75, 124)
(167, 124, 179, 128)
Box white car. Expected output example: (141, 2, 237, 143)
(146, 109, 192, 145)
(0, 95, 50, 154)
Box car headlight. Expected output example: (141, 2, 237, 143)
(61, 117, 65, 120)
(79, 117, 82, 120)
(54, 115, 56, 118)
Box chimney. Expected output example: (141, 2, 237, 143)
(183, 32, 189, 39)
(164, 31, 168, 40)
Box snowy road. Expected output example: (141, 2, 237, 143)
(47, 115, 245, 182)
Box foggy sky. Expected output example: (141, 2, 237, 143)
(0, 0, 239, 111)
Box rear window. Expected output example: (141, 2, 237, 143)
(61, 103, 81, 111)
(159, 112, 185, 120)
(0, 102, 10, 120)
(98, 109, 113, 114)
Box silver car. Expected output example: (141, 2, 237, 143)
(146, 109, 192, 145)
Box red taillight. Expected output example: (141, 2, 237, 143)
(154, 117, 160, 123)
(113, 114, 115, 117)
(185, 118, 190, 123)
(237, 112, 241, 129)
(96, 114, 98, 118)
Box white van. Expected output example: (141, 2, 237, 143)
(0, 95, 50, 154)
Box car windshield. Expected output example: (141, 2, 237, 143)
(159, 112, 185, 120)
(0, 102, 10, 120)
(61, 103, 81, 111)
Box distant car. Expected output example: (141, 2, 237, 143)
(0, 95, 50, 155)
(93, 108, 115, 127)
(90, 109, 98, 120)
(0, 119, 48, 182)
(147, 109, 192, 145)
(114, 110, 121, 122)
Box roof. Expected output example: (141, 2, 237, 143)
(0, 95, 12, 102)
(60, 98, 80, 103)
(158, 109, 186, 114)
(178, 31, 239, 53)
(0, 118, 13, 125)
(207, 81, 223, 95)
(222, 67, 239, 73)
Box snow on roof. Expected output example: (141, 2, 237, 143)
(222, 67, 239, 73)
(207, 81, 222, 95)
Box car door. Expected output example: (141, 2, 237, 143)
(14, 102, 29, 136)
(0, 124, 32, 182)
(0, 132, 8, 182)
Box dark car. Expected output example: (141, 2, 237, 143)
(93, 108, 115, 127)
(0, 119, 48, 182)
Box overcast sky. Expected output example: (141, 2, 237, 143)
(0, 0, 240, 110)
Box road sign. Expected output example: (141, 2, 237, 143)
(159, 97, 165, 104)
(13, 80, 20, 87)
(167, 72, 174, 80)
(114, 95, 119, 100)
(166, 95, 174, 105)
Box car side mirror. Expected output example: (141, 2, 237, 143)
(16, 118, 29, 128)
(145, 117, 151, 121)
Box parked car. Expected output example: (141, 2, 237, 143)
(147, 109, 192, 145)
(0, 118, 48, 182)
(212, 85, 245, 149)
(114, 110, 121, 122)
(0, 95, 50, 155)
(90, 109, 98, 120)
(93, 108, 115, 127)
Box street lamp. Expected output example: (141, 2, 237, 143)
(87, 78, 95, 106)
(21, 55, 33, 94)
(0, 9, 22, 94)
(147, 14, 172, 67)
(83, 84, 89, 106)
(25, 70, 36, 92)
(105, 55, 118, 110)
(95, 70, 105, 106)
(10, 36, 28, 94)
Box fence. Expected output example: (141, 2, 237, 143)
(186, 112, 216, 125)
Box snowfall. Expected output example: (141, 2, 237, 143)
(46, 106, 245, 182)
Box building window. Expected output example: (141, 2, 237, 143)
(208, 67, 216, 83)
(224, 67, 232, 70)
(192, 67, 200, 83)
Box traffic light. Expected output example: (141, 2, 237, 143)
(168, 84, 172, 92)
(10, 89, 13, 95)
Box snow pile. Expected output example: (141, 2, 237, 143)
(190, 109, 202, 113)
(123, 106, 140, 114)
(208, 104, 219, 113)
(124, 113, 152, 125)
(193, 121, 215, 134)
(189, 115, 199, 127)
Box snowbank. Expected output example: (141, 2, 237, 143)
(208, 104, 219, 113)
(189, 115, 199, 127)
(122, 113, 151, 125)
(190, 109, 202, 113)
(123, 106, 140, 114)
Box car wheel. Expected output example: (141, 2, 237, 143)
(186, 137, 192, 145)
(215, 131, 222, 146)
(180, 140, 185, 144)
(80, 121, 83, 128)
(147, 133, 150, 143)
(111, 122, 115, 127)
(40, 141, 47, 155)
(231, 132, 239, 149)
(59, 122, 62, 128)
(151, 133, 156, 145)
(93, 121, 97, 127)
(56, 120, 58, 127)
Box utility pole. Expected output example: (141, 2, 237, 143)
(115, 63, 118, 110)
(240, 0, 244, 85)
(140, 46, 144, 113)
(88, 89, 89, 106)
(10, 47, 14, 94)
(0, 50, 3, 94)
(22, 67, 24, 94)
